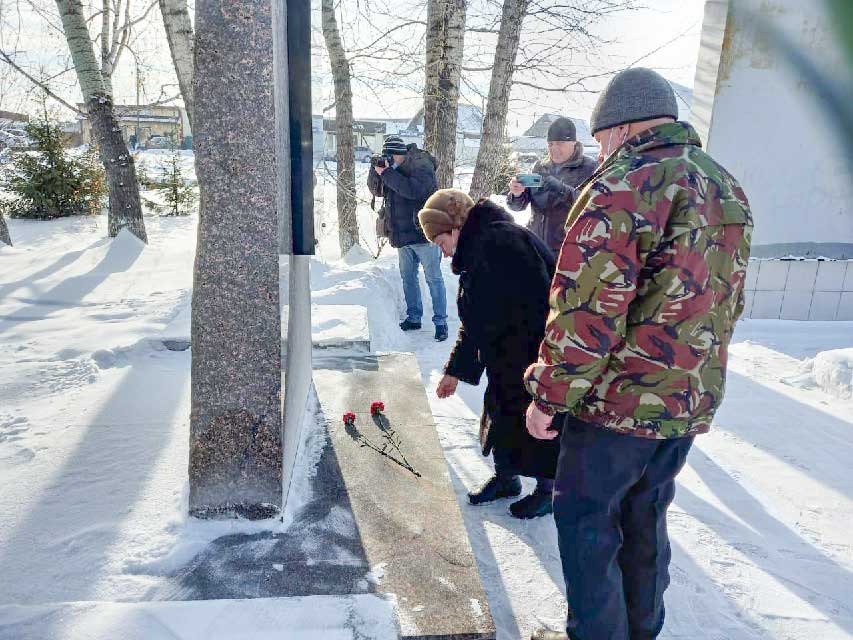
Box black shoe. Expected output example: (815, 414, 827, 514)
(468, 475, 522, 505)
(530, 630, 568, 640)
(434, 325, 448, 342)
(509, 489, 554, 519)
(399, 319, 422, 331)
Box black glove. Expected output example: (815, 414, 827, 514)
(541, 175, 568, 196)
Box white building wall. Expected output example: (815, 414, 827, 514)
(691, 0, 853, 258)
(743, 260, 853, 320)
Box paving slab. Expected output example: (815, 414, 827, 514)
(313, 352, 496, 640)
(0, 594, 399, 640)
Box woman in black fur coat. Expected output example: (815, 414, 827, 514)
(418, 189, 560, 519)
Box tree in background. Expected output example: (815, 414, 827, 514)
(0, 212, 11, 246)
(468, 0, 527, 200)
(321, 0, 360, 255)
(1, 118, 106, 219)
(158, 0, 194, 129)
(423, 0, 467, 188)
(469, 0, 637, 200)
(141, 148, 196, 216)
(55, 0, 147, 241)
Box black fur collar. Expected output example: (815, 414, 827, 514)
(451, 199, 514, 274)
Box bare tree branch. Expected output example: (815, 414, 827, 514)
(0, 48, 85, 114)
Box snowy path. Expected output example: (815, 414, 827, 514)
(1, 213, 852, 640)
(312, 251, 853, 640)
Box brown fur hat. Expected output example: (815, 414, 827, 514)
(418, 189, 476, 242)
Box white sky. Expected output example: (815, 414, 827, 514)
(0, 0, 706, 133)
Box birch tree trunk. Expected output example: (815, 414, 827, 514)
(159, 0, 195, 129)
(423, 0, 466, 189)
(321, 0, 359, 256)
(0, 213, 11, 247)
(101, 0, 110, 92)
(55, 0, 147, 242)
(469, 0, 529, 200)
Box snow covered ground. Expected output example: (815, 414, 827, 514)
(1, 179, 852, 639)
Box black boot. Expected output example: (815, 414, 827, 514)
(467, 474, 521, 505)
(434, 325, 448, 342)
(530, 630, 568, 640)
(399, 319, 422, 331)
(509, 486, 553, 519)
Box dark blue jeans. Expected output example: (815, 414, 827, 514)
(553, 415, 694, 640)
(397, 243, 447, 327)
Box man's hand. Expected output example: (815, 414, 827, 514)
(526, 402, 558, 440)
(541, 175, 567, 195)
(436, 375, 459, 399)
(508, 177, 526, 196)
(375, 164, 388, 176)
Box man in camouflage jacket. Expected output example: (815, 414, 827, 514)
(525, 69, 753, 640)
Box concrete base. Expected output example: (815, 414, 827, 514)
(313, 352, 496, 640)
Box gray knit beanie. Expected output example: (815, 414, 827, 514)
(589, 68, 678, 135)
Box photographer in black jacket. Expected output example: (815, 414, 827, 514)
(368, 135, 448, 341)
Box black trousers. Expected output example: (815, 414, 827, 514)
(493, 446, 554, 492)
(553, 415, 694, 640)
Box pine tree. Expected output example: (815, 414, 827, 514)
(144, 147, 197, 216)
(1, 118, 106, 219)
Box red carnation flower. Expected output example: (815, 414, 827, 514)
(343, 411, 357, 425)
(370, 401, 385, 416)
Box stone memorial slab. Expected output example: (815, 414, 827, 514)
(313, 352, 496, 640)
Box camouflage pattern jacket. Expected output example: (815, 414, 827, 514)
(523, 122, 753, 438)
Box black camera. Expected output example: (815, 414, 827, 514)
(370, 154, 390, 168)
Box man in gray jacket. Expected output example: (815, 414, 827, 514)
(507, 117, 597, 253)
